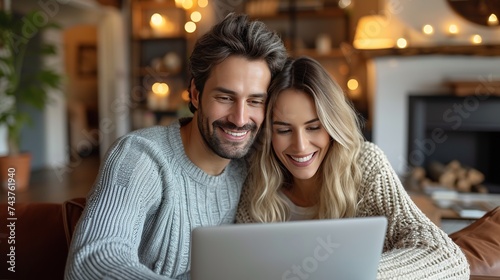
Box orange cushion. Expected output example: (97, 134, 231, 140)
(449, 206, 500, 276)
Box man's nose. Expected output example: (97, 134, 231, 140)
(228, 101, 249, 128)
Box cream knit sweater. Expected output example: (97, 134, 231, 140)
(236, 142, 470, 279)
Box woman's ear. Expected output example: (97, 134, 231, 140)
(190, 79, 200, 110)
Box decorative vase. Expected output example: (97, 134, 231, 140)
(0, 153, 32, 192)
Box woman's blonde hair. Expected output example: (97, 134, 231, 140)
(247, 57, 364, 222)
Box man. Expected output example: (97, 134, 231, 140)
(65, 13, 287, 280)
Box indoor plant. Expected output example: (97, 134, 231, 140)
(0, 9, 62, 190)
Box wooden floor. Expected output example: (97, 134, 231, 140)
(13, 153, 101, 204)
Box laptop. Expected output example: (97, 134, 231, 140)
(190, 216, 387, 280)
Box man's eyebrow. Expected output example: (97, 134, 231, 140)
(273, 118, 320, 126)
(213, 87, 267, 97)
(213, 87, 236, 94)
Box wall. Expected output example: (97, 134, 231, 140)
(371, 55, 500, 176)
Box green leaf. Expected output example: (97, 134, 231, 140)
(39, 44, 58, 55)
(38, 69, 62, 88)
(0, 9, 63, 154)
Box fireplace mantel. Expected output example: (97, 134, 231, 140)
(359, 45, 500, 58)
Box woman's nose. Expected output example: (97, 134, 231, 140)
(292, 130, 307, 151)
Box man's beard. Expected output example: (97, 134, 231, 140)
(197, 111, 258, 159)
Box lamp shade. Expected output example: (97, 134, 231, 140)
(353, 15, 399, 49)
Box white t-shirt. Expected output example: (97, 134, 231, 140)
(278, 190, 317, 221)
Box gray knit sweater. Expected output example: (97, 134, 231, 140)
(65, 120, 247, 279)
(236, 142, 470, 279)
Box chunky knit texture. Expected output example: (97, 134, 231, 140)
(65, 120, 247, 280)
(236, 141, 470, 279)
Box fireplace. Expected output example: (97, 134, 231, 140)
(408, 95, 500, 193)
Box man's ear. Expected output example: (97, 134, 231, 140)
(190, 79, 200, 110)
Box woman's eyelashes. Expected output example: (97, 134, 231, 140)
(274, 125, 321, 134)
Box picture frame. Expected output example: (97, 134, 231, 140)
(77, 44, 98, 77)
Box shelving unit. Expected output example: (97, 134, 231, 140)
(130, 0, 191, 129)
(245, 0, 370, 136)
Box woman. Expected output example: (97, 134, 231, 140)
(236, 57, 469, 279)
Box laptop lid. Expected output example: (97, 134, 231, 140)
(191, 216, 387, 280)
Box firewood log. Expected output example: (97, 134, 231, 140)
(411, 166, 426, 181)
(456, 178, 472, 192)
(446, 160, 461, 171)
(428, 161, 456, 188)
(466, 168, 485, 186)
(405, 166, 427, 191)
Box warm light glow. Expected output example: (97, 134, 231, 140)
(347, 78, 359, 91)
(182, 0, 193, 9)
(150, 14, 175, 36)
(396, 37, 408, 48)
(182, 90, 190, 102)
(174, 0, 183, 8)
(185, 21, 196, 33)
(448, 24, 459, 35)
(338, 0, 352, 9)
(198, 0, 208, 8)
(488, 14, 499, 26)
(471, 34, 482, 44)
(353, 15, 395, 49)
(152, 82, 170, 96)
(422, 24, 434, 35)
(191, 11, 202, 22)
(150, 13, 165, 28)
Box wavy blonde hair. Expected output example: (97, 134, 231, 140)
(247, 57, 364, 222)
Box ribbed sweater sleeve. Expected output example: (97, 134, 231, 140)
(65, 122, 246, 280)
(357, 142, 469, 279)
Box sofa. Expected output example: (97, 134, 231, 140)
(0, 198, 85, 280)
(450, 206, 500, 277)
(0, 198, 498, 279)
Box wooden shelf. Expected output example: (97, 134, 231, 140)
(359, 44, 500, 58)
(134, 67, 184, 78)
(130, 0, 190, 129)
(132, 35, 186, 41)
(294, 48, 346, 59)
(250, 7, 346, 20)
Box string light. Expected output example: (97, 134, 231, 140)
(152, 82, 170, 96)
(488, 13, 499, 26)
(347, 78, 359, 91)
(185, 21, 196, 33)
(174, 0, 183, 9)
(396, 37, 408, 48)
(422, 24, 434, 35)
(150, 13, 165, 28)
(191, 11, 202, 22)
(471, 34, 482, 44)
(182, 0, 193, 9)
(448, 24, 459, 36)
(198, 0, 208, 8)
